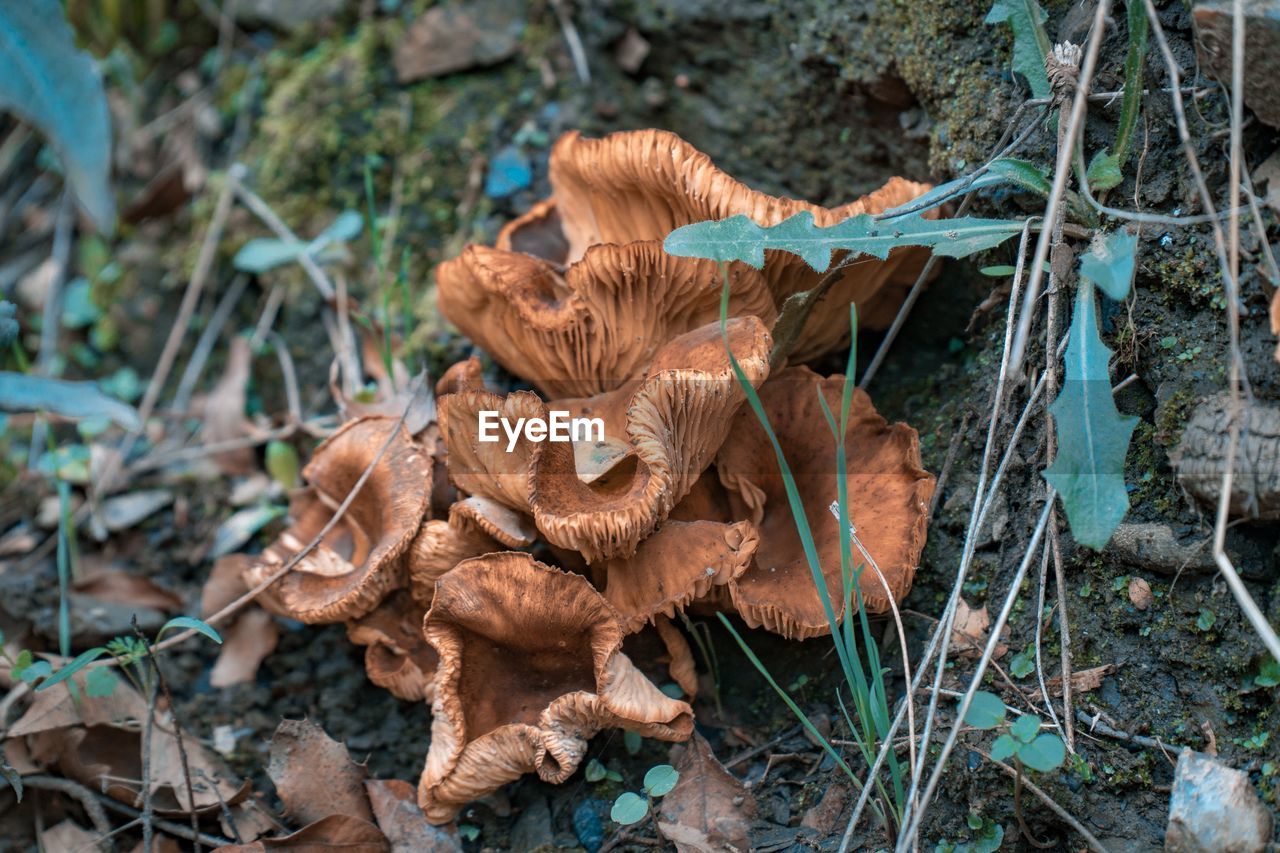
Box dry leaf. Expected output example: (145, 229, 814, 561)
(94, 488, 174, 535)
(8, 670, 147, 737)
(268, 719, 373, 825)
(128, 838, 183, 853)
(657, 732, 757, 853)
(198, 336, 256, 475)
(1027, 664, 1116, 703)
(73, 567, 183, 611)
(39, 821, 99, 853)
(614, 28, 650, 73)
(799, 780, 850, 833)
(213, 814, 389, 852)
(952, 598, 1007, 659)
(393, 0, 524, 83)
(204, 555, 253, 617)
(210, 608, 279, 687)
(366, 779, 463, 852)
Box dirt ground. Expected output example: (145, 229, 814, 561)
(1, 0, 1278, 850)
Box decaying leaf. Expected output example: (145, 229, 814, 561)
(366, 779, 463, 853)
(8, 670, 146, 737)
(38, 821, 100, 853)
(951, 598, 1008, 660)
(393, 0, 525, 83)
(72, 567, 183, 612)
(1027, 663, 1115, 703)
(210, 608, 279, 688)
(198, 336, 257, 476)
(657, 733, 757, 853)
(214, 814, 389, 852)
(268, 719, 373, 825)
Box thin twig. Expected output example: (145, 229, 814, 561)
(91, 792, 233, 847)
(228, 169, 335, 301)
(140, 666, 158, 853)
(21, 776, 112, 850)
(172, 273, 251, 413)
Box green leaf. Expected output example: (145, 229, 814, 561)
(1115, 0, 1149, 163)
(642, 764, 679, 797)
(985, 0, 1052, 100)
(209, 504, 287, 558)
(1009, 714, 1041, 744)
(458, 824, 480, 842)
(233, 210, 363, 274)
(584, 758, 608, 783)
(1255, 658, 1280, 688)
(1196, 608, 1216, 632)
(36, 647, 109, 691)
(1079, 230, 1138, 301)
(664, 211, 1027, 272)
(0, 0, 115, 232)
(1087, 151, 1123, 192)
(623, 730, 642, 756)
(0, 763, 21, 802)
(980, 265, 1018, 277)
(265, 440, 300, 490)
(158, 616, 223, 645)
(85, 666, 118, 697)
(610, 792, 649, 825)
(880, 157, 1048, 215)
(964, 691, 1007, 730)
(991, 733, 1018, 762)
(985, 157, 1052, 197)
(1016, 732, 1066, 772)
(0, 372, 141, 430)
(1009, 647, 1035, 679)
(1042, 283, 1138, 549)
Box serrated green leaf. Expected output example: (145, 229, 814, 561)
(642, 764, 678, 797)
(36, 647, 109, 691)
(1017, 732, 1066, 772)
(610, 792, 648, 825)
(963, 691, 1007, 730)
(991, 733, 1018, 762)
(1079, 230, 1138, 301)
(664, 211, 1026, 271)
(0, 0, 115, 233)
(158, 616, 223, 645)
(1009, 714, 1041, 744)
(1043, 283, 1138, 549)
(1087, 151, 1123, 192)
(985, 0, 1052, 100)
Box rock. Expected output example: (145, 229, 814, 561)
(393, 0, 525, 83)
(1165, 750, 1273, 852)
(1128, 576, 1153, 610)
(1194, 1, 1280, 127)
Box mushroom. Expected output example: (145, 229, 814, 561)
(437, 241, 775, 397)
(407, 495, 537, 604)
(437, 316, 772, 562)
(714, 366, 935, 639)
(418, 552, 693, 823)
(494, 129, 937, 359)
(241, 416, 431, 624)
(346, 591, 438, 702)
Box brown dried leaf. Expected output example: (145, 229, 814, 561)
(214, 815, 389, 852)
(204, 555, 253, 617)
(210, 608, 279, 687)
(73, 567, 183, 611)
(952, 598, 1007, 660)
(366, 779, 463, 852)
(1027, 664, 1116, 703)
(8, 671, 146, 738)
(393, 0, 524, 83)
(39, 821, 99, 853)
(657, 732, 756, 853)
(268, 719, 373, 825)
(198, 336, 256, 475)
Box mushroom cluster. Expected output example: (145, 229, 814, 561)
(232, 130, 937, 824)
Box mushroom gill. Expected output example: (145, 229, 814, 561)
(240, 416, 431, 624)
(418, 552, 693, 824)
(714, 366, 935, 640)
(437, 316, 772, 562)
(346, 590, 438, 702)
(493, 128, 938, 359)
(406, 495, 537, 605)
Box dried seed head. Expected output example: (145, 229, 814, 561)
(1046, 41, 1083, 103)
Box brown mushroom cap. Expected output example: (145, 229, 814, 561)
(714, 367, 934, 639)
(406, 495, 537, 604)
(438, 316, 772, 562)
(498, 129, 937, 357)
(418, 552, 692, 823)
(437, 241, 776, 398)
(346, 590, 439, 702)
(241, 417, 430, 623)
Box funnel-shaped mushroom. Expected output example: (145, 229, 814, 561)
(346, 591, 438, 701)
(714, 367, 934, 639)
(407, 495, 537, 604)
(495, 129, 936, 359)
(418, 552, 693, 823)
(438, 316, 771, 562)
(437, 241, 775, 397)
(241, 417, 431, 623)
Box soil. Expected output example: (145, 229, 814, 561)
(1, 0, 1278, 851)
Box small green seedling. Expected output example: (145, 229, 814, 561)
(609, 764, 679, 826)
(965, 691, 1066, 773)
(1254, 657, 1280, 688)
(935, 811, 1005, 853)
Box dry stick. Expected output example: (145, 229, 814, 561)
(897, 219, 1035, 834)
(1142, 0, 1280, 662)
(249, 282, 285, 351)
(94, 164, 243, 500)
(896, 500, 1056, 851)
(139, 669, 158, 853)
(90, 793, 232, 847)
(973, 751, 1109, 853)
(21, 776, 112, 847)
(267, 330, 303, 423)
(927, 412, 970, 518)
(227, 171, 335, 301)
(549, 0, 591, 83)
(172, 272, 251, 413)
(1031, 544, 1065, 738)
(1006, 0, 1113, 381)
